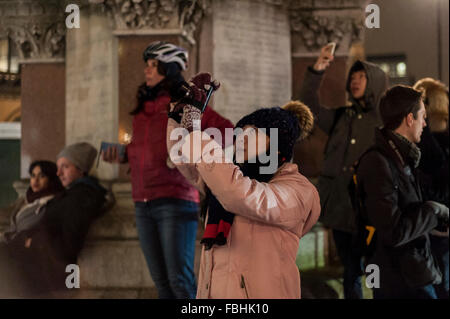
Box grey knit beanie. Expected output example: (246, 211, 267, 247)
(57, 142, 97, 173)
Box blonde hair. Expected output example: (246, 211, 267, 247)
(413, 78, 449, 118)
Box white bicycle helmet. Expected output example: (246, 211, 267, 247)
(143, 41, 188, 71)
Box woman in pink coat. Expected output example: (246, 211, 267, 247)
(167, 76, 321, 298)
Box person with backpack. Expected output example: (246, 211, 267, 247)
(356, 85, 449, 299)
(299, 43, 388, 299)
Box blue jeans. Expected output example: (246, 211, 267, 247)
(135, 198, 198, 299)
(332, 229, 363, 299)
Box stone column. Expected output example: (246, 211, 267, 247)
(65, 2, 119, 180)
(0, 0, 66, 178)
(209, 0, 292, 124)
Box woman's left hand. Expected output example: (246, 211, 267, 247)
(181, 105, 202, 132)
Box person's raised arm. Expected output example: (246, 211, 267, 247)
(299, 43, 337, 135)
(167, 115, 206, 195)
(182, 132, 320, 233)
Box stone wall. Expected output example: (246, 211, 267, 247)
(65, 4, 119, 180)
(211, 0, 292, 124)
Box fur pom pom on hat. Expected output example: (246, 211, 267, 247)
(235, 101, 314, 163)
(281, 101, 314, 140)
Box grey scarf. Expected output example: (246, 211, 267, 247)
(393, 132, 422, 168)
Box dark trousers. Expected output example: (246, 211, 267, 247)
(430, 235, 449, 299)
(373, 283, 437, 299)
(0, 241, 54, 297)
(332, 229, 363, 299)
(135, 198, 198, 299)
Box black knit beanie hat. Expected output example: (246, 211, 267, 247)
(235, 101, 314, 164)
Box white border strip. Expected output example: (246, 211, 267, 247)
(0, 122, 21, 139)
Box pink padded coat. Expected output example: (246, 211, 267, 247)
(167, 119, 321, 299)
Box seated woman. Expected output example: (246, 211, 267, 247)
(0, 160, 64, 297)
(166, 74, 321, 299)
(1, 160, 64, 243)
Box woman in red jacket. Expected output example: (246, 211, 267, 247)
(103, 42, 233, 298)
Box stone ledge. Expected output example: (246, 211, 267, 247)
(78, 239, 154, 288)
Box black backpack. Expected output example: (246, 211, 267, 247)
(349, 145, 400, 264)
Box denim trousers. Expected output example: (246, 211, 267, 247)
(332, 229, 363, 299)
(135, 198, 198, 299)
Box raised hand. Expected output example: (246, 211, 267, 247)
(313, 43, 335, 72)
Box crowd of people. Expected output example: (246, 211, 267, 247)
(0, 40, 448, 299)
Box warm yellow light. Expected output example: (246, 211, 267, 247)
(123, 133, 131, 144)
(119, 127, 132, 144)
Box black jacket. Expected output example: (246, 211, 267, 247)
(39, 176, 107, 264)
(299, 61, 388, 232)
(4, 176, 108, 294)
(357, 128, 442, 289)
(418, 126, 449, 206)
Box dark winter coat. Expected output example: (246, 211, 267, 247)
(357, 128, 442, 289)
(299, 61, 388, 232)
(418, 126, 449, 206)
(0, 176, 108, 295)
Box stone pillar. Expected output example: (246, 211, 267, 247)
(209, 0, 292, 124)
(0, 0, 67, 178)
(65, 3, 119, 180)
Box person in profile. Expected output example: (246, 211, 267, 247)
(356, 86, 448, 299)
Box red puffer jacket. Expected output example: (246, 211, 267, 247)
(126, 93, 234, 203)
